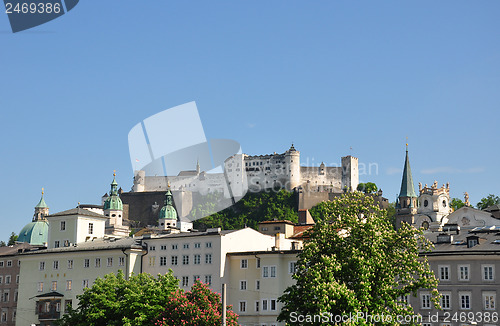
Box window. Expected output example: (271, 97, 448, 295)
(182, 255, 189, 265)
(5, 276, 11, 284)
(51, 281, 57, 291)
(194, 254, 200, 265)
(460, 292, 471, 310)
(149, 257, 155, 266)
(119, 257, 125, 266)
(256, 280, 260, 290)
(0, 276, 3, 284)
(107, 257, 113, 267)
(193, 275, 200, 282)
(239, 301, 247, 313)
(458, 265, 469, 281)
(271, 299, 277, 311)
(205, 275, 212, 285)
(438, 265, 449, 280)
(3, 291, 9, 302)
(256, 258, 261, 268)
(66, 280, 72, 291)
(88, 223, 94, 234)
(17, 260, 20, 267)
(14, 290, 17, 302)
(263, 266, 269, 278)
(171, 256, 178, 265)
(95, 258, 101, 268)
(39, 261, 45, 271)
(53, 260, 59, 270)
(60, 221, 66, 231)
(241, 259, 248, 269)
(270, 266, 276, 278)
(182, 276, 189, 287)
(84, 259, 90, 268)
(0, 311, 6, 322)
(205, 254, 212, 264)
(240, 280, 247, 290)
(149, 246, 156, 251)
(262, 299, 268, 311)
(206, 242, 212, 248)
(0, 261, 3, 268)
(194, 243, 201, 249)
(441, 293, 451, 310)
(255, 301, 260, 312)
(6, 261, 12, 267)
(183, 243, 189, 249)
(274, 226, 281, 231)
(54, 240, 60, 248)
(82, 279, 89, 288)
(160, 256, 167, 266)
(171, 244, 178, 250)
(160, 245, 167, 250)
(483, 292, 496, 310)
(65, 300, 72, 311)
(56, 302, 61, 312)
(37, 282, 43, 292)
(64, 239, 70, 247)
(15, 275, 19, 284)
(483, 265, 494, 281)
(421, 293, 431, 309)
(289, 261, 297, 274)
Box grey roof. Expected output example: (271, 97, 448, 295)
(48, 207, 107, 219)
(423, 231, 500, 256)
(20, 237, 142, 255)
(143, 229, 239, 240)
(0, 243, 37, 257)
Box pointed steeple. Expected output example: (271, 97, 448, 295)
(399, 145, 417, 199)
(35, 188, 49, 209)
(196, 158, 200, 174)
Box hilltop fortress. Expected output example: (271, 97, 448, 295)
(132, 144, 358, 195)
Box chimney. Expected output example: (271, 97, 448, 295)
(275, 233, 284, 250)
(298, 209, 315, 225)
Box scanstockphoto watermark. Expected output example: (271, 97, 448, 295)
(289, 311, 422, 324)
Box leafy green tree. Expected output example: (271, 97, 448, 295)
(57, 270, 179, 326)
(7, 232, 17, 246)
(0, 241, 5, 247)
(155, 280, 238, 326)
(476, 194, 500, 210)
(450, 198, 465, 211)
(278, 192, 439, 325)
(356, 182, 378, 194)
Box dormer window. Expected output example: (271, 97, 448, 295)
(467, 236, 479, 248)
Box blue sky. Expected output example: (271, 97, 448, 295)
(1, 1, 499, 242)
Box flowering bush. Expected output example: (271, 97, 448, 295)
(155, 281, 238, 326)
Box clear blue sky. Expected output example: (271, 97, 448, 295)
(1, 1, 499, 243)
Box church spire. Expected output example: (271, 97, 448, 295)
(103, 171, 123, 211)
(34, 188, 49, 221)
(399, 146, 417, 199)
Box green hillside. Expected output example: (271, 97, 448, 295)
(191, 189, 298, 231)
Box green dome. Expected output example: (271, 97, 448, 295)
(103, 173, 123, 211)
(159, 189, 177, 220)
(18, 221, 48, 246)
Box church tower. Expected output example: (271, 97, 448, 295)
(34, 188, 49, 221)
(103, 171, 129, 237)
(159, 187, 178, 230)
(395, 146, 418, 229)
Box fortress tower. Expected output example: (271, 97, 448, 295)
(341, 156, 359, 192)
(284, 144, 300, 191)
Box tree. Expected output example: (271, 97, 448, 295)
(278, 192, 439, 325)
(155, 281, 238, 326)
(57, 270, 179, 326)
(476, 194, 500, 210)
(0, 241, 5, 247)
(450, 198, 465, 211)
(356, 182, 378, 194)
(7, 232, 17, 246)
